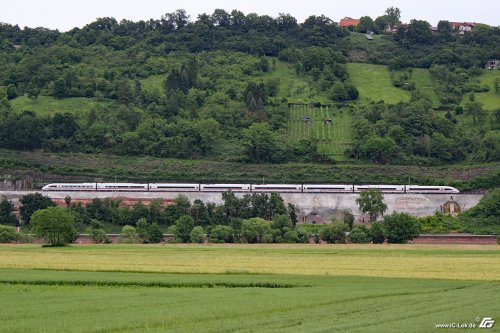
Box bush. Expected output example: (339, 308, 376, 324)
(190, 226, 205, 243)
(30, 207, 77, 246)
(419, 213, 460, 233)
(296, 228, 311, 243)
(349, 227, 370, 243)
(241, 218, 273, 243)
(88, 228, 111, 244)
(0, 225, 20, 243)
(119, 225, 139, 243)
(383, 212, 421, 243)
(371, 222, 385, 243)
(136, 219, 164, 243)
(210, 225, 234, 243)
(320, 221, 348, 243)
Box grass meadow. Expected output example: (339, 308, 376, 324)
(473, 69, 500, 110)
(0, 244, 499, 332)
(346, 63, 410, 104)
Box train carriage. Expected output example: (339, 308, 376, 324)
(302, 184, 353, 193)
(149, 183, 200, 192)
(251, 184, 302, 192)
(200, 184, 251, 192)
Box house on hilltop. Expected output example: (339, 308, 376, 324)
(451, 22, 477, 34)
(339, 17, 360, 28)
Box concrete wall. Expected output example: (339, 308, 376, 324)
(0, 190, 484, 223)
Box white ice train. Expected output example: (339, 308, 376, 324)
(41, 183, 459, 194)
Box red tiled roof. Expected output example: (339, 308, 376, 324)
(339, 17, 361, 27)
(451, 22, 477, 27)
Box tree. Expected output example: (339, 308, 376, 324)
(243, 123, 281, 163)
(356, 188, 387, 222)
(384, 7, 401, 29)
(343, 209, 355, 230)
(241, 217, 273, 243)
(0, 198, 17, 225)
(30, 206, 77, 246)
(320, 220, 347, 243)
(465, 101, 485, 124)
(210, 225, 234, 243)
(119, 225, 139, 243)
(371, 222, 385, 243)
(0, 225, 21, 243)
(175, 215, 195, 242)
(19, 193, 55, 224)
(357, 16, 375, 33)
(383, 212, 421, 243)
(190, 226, 205, 243)
(349, 226, 370, 243)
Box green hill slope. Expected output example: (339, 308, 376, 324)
(347, 63, 410, 104)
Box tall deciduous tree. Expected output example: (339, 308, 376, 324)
(356, 188, 387, 222)
(30, 206, 77, 246)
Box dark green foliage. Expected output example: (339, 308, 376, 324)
(136, 218, 164, 243)
(458, 189, 500, 234)
(0, 198, 17, 225)
(343, 209, 355, 230)
(383, 212, 421, 244)
(19, 193, 55, 224)
(30, 206, 77, 246)
(175, 215, 195, 243)
(419, 213, 460, 233)
(349, 226, 371, 243)
(370, 222, 385, 243)
(320, 220, 348, 243)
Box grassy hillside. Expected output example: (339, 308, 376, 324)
(10, 96, 114, 119)
(347, 63, 410, 104)
(474, 69, 500, 110)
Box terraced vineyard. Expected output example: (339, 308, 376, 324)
(288, 105, 353, 160)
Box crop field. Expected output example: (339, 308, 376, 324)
(287, 105, 353, 159)
(0, 244, 499, 333)
(347, 63, 411, 104)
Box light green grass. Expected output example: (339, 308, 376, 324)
(407, 68, 440, 107)
(473, 69, 500, 110)
(347, 63, 410, 104)
(287, 105, 353, 160)
(1, 244, 499, 280)
(0, 245, 499, 332)
(10, 96, 114, 121)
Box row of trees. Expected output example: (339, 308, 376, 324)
(3, 188, 499, 245)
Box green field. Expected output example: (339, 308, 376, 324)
(10, 96, 114, 119)
(287, 105, 353, 159)
(474, 69, 500, 110)
(347, 63, 411, 104)
(0, 244, 498, 332)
